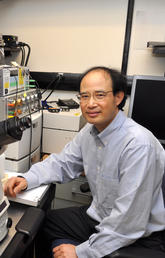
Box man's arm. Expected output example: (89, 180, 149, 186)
(23, 134, 84, 190)
(5, 129, 85, 193)
(76, 143, 164, 257)
(4, 125, 87, 197)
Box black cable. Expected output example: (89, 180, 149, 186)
(18, 42, 31, 66)
(29, 75, 43, 159)
(26, 73, 42, 168)
(20, 47, 24, 66)
(21, 46, 25, 66)
(41, 76, 59, 96)
(43, 75, 62, 102)
(24, 44, 31, 66)
(28, 73, 43, 159)
(26, 100, 32, 170)
(23, 47, 26, 66)
(40, 106, 44, 159)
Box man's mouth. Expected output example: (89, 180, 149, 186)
(86, 111, 100, 118)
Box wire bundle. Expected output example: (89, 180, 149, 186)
(18, 42, 31, 67)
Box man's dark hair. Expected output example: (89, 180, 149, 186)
(79, 66, 127, 110)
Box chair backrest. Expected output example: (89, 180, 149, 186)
(162, 172, 165, 207)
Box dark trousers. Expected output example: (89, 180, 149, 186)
(35, 205, 98, 258)
(35, 205, 165, 258)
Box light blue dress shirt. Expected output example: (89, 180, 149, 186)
(23, 111, 165, 257)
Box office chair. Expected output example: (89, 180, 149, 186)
(80, 172, 165, 258)
(2, 207, 45, 258)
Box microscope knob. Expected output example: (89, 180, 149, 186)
(21, 117, 32, 129)
(80, 182, 90, 193)
(7, 217, 12, 228)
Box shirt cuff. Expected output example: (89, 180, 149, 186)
(17, 176, 27, 191)
(75, 240, 100, 258)
(20, 172, 39, 190)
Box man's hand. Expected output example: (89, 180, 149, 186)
(53, 244, 78, 258)
(3, 176, 28, 198)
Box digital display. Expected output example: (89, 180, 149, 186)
(129, 76, 165, 142)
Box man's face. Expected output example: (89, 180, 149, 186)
(80, 70, 124, 132)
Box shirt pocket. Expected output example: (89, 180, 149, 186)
(97, 176, 119, 209)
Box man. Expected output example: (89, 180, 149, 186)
(4, 66, 165, 258)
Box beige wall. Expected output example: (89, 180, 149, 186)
(128, 0, 165, 76)
(0, 0, 165, 76)
(0, 0, 127, 73)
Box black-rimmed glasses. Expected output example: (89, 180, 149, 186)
(76, 90, 113, 103)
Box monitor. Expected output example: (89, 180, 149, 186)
(128, 75, 165, 144)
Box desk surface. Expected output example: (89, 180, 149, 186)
(6, 172, 49, 207)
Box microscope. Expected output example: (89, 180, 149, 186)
(0, 34, 42, 241)
(0, 114, 27, 241)
(0, 148, 10, 242)
(0, 67, 38, 241)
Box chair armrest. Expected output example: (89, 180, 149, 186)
(2, 207, 45, 258)
(105, 246, 165, 258)
(15, 207, 45, 241)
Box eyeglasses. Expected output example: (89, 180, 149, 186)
(76, 90, 113, 103)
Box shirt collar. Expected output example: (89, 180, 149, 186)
(90, 111, 127, 146)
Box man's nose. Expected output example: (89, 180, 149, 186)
(88, 95, 96, 106)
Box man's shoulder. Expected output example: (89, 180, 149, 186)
(123, 117, 160, 148)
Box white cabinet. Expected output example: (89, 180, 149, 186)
(42, 109, 86, 154)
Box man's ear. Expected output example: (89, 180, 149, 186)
(115, 91, 124, 106)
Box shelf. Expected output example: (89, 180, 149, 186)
(147, 41, 165, 55)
